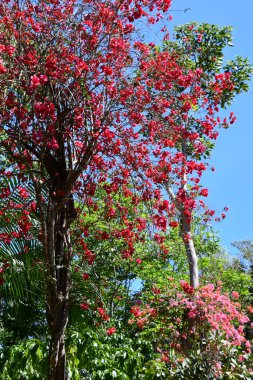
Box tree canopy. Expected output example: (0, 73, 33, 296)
(0, 1, 252, 379)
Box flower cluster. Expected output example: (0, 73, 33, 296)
(129, 279, 252, 375)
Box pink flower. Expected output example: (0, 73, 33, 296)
(39, 74, 48, 84)
(238, 355, 245, 362)
(231, 291, 239, 300)
(31, 75, 40, 88)
(137, 317, 147, 329)
(198, 34, 203, 42)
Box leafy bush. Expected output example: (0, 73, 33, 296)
(129, 280, 253, 379)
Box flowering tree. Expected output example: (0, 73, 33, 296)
(150, 23, 252, 288)
(0, 0, 252, 378)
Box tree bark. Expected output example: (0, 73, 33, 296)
(180, 214, 199, 289)
(45, 196, 74, 380)
(164, 182, 199, 289)
(180, 138, 199, 289)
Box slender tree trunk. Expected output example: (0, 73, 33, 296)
(180, 214, 199, 289)
(180, 138, 199, 289)
(180, 215, 199, 353)
(44, 196, 74, 380)
(165, 181, 199, 288)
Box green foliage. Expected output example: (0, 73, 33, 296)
(168, 22, 253, 109)
(224, 57, 253, 100)
(0, 338, 47, 380)
(67, 326, 158, 379)
(174, 23, 233, 73)
(0, 174, 47, 374)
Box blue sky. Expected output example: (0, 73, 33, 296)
(168, 0, 253, 254)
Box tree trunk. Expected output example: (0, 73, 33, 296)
(180, 215, 199, 353)
(180, 215, 199, 289)
(180, 138, 199, 289)
(44, 196, 74, 380)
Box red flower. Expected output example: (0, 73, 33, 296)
(97, 307, 110, 321)
(18, 186, 30, 199)
(200, 188, 208, 197)
(30, 75, 40, 88)
(30, 201, 37, 212)
(0, 64, 7, 74)
(169, 221, 178, 228)
(106, 327, 116, 335)
(47, 138, 59, 150)
(180, 280, 194, 295)
(80, 302, 90, 311)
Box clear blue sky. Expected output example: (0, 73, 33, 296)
(169, 0, 253, 254)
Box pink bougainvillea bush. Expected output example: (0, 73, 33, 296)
(129, 279, 253, 379)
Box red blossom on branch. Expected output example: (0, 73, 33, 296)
(106, 327, 116, 335)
